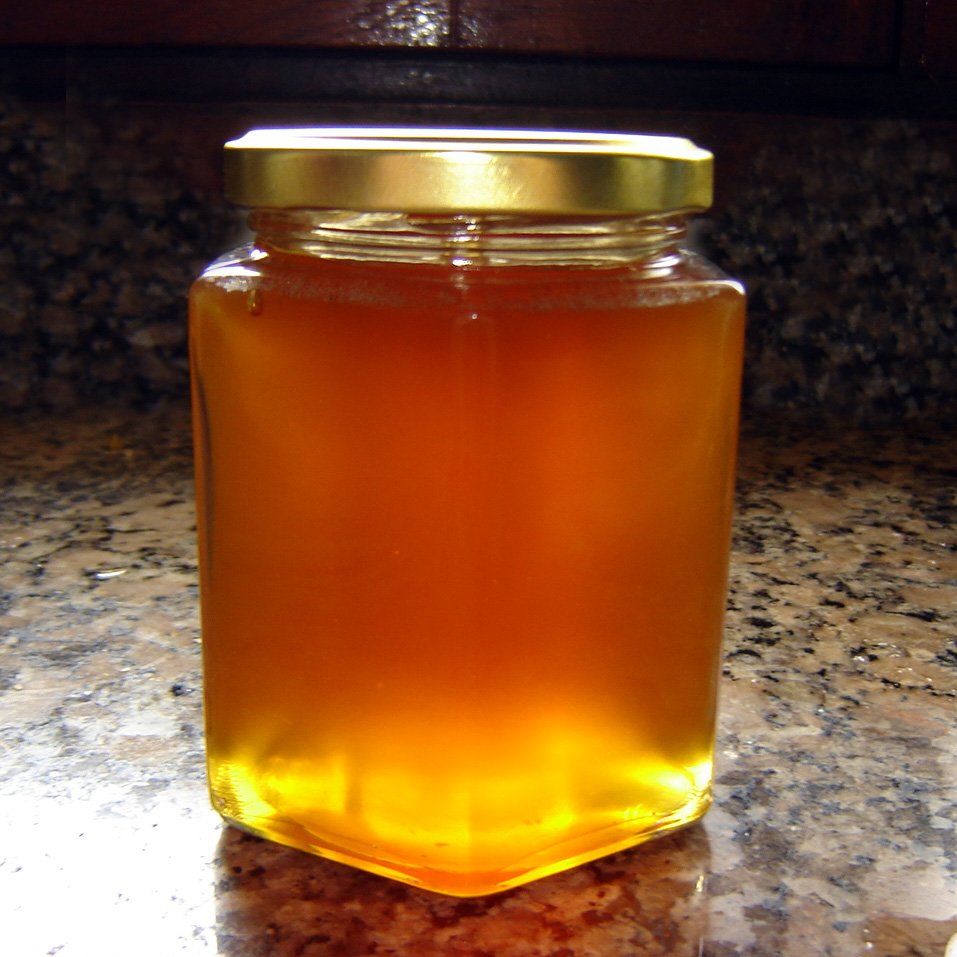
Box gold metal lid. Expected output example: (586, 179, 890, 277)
(224, 127, 713, 215)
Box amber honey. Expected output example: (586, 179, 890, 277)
(191, 129, 745, 895)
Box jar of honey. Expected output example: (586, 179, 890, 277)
(190, 128, 745, 896)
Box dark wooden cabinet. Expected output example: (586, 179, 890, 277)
(0, 0, 906, 66)
(454, 0, 898, 66)
(2, 0, 954, 111)
(2, 1, 454, 48)
(919, 0, 957, 77)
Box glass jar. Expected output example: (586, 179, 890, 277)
(189, 128, 745, 896)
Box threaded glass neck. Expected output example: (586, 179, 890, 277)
(248, 209, 689, 270)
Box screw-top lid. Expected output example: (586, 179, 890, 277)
(224, 127, 713, 215)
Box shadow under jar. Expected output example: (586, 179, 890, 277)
(189, 128, 746, 897)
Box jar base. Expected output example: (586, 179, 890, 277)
(211, 779, 711, 897)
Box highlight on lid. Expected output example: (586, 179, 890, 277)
(223, 126, 714, 215)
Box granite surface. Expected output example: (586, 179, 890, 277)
(1, 406, 955, 956)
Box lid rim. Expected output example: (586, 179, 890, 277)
(223, 127, 714, 215)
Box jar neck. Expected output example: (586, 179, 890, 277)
(248, 209, 688, 270)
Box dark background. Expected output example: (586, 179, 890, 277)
(2, 0, 955, 423)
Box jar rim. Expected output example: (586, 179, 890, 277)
(224, 127, 713, 216)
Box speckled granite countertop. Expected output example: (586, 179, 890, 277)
(1, 407, 954, 957)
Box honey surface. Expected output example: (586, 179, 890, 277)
(190, 246, 745, 895)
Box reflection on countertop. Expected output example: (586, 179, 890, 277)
(1, 406, 954, 956)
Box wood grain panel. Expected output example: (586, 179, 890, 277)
(6, 48, 955, 119)
(454, 0, 898, 65)
(3, 0, 898, 65)
(1, 0, 452, 47)
(920, 0, 957, 77)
